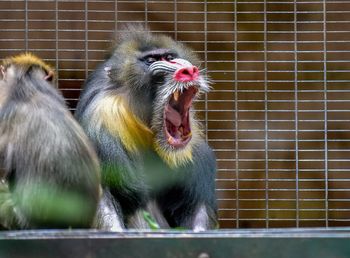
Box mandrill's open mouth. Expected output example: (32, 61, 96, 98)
(164, 86, 198, 148)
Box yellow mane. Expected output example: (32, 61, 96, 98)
(154, 141, 193, 169)
(98, 95, 153, 153)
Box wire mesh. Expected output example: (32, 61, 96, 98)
(1, 0, 350, 229)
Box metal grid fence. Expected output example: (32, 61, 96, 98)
(1, 0, 350, 229)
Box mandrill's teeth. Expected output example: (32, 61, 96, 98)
(173, 90, 179, 102)
(168, 136, 175, 145)
(182, 132, 192, 139)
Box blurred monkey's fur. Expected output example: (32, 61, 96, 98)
(75, 26, 218, 230)
(0, 53, 101, 229)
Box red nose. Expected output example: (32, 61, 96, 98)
(174, 66, 199, 82)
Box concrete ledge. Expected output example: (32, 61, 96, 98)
(1, 228, 350, 258)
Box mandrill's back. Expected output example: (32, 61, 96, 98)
(0, 53, 101, 229)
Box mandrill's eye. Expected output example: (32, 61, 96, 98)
(145, 56, 158, 65)
(164, 54, 174, 61)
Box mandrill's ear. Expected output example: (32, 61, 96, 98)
(104, 66, 119, 82)
(44, 70, 54, 82)
(104, 66, 112, 77)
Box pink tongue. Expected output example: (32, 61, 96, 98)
(165, 105, 181, 127)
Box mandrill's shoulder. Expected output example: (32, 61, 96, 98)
(75, 60, 116, 119)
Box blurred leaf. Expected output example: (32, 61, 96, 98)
(142, 211, 161, 230)
(0, 181, 17, 229)
(14, 181, 94, 227)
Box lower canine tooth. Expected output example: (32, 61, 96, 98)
(183, 132, 192, 139)
(173, 91, 179, 101)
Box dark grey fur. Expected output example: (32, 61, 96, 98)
(0, 58, 101, 229)
(75, 27, 217, 230)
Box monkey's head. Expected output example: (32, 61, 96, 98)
(1, 53, 54, 83)
(0, 53, 55, 109)
(104, 28, 211, 167)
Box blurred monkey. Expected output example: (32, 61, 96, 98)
(76, 27, 217, 231)
(0, 53, 101, 229)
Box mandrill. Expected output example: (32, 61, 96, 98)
(0, 53, 101, 229)
(75, 27, 217, 231)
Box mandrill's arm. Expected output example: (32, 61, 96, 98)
(191, 144, 218, 231)
(75, 95, 125, 231)
(76, 83, 155, 230)
(156, 142, 218, 231)
(184, 142, 218, 231)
